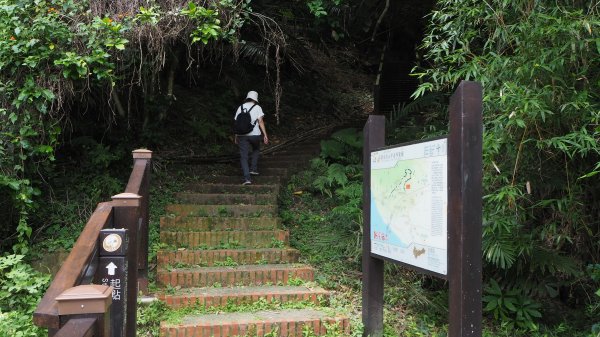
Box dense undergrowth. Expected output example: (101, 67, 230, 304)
(410, 0, 600, 334)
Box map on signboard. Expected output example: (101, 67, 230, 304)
(370, 138, 448, 275)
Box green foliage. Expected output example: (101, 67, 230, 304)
(483, 279, 542, 331)
(415, 0, 600, 328)
(136, 6, 161, 25)
(0, 0, 252, 255)
(305, 0, 348, 41)
(213, 256, 238, 267)
(0, 254, 49, 337)
(137, 300, 170, 337)
(319, 128, 363, 164)
(181, 0, 252, 44)
(588, 264, 600, 336)
(181, 2, 222, 44)
(269, 237, 286, 249)
(0, 0, 129, 253)
(282, 129, 365, 282)
(310, 129, 364, 242)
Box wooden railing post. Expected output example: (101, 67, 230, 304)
(54, 284, 112, 337)
(111, 193, 141, 337)
(130, 149, 152, 295)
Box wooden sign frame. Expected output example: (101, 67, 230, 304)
(362, 81, 483, 337)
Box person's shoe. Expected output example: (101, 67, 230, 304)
(250, 171, 259, 176)
(242, 180, 252, 185)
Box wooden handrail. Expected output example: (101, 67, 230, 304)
(124, 151, 152, 294)
(33, 202, 113, 329)
(124, 160, 148, 194)
(34, 149, 153, 335)
(53, 318, 97, 337)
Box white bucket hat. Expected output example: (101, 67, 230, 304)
(246, 91, 259, 102)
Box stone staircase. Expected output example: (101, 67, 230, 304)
(157, 140, 350, 336)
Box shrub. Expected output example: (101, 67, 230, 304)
(0, 254, 50, 337)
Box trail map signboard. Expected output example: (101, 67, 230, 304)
(362, 81, 482, 337)
(370, 137, 448, 276)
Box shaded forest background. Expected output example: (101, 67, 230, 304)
(0, 0, 598, 336)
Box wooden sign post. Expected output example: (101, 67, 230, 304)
(362, 81, 482, 336)
(447, 81, 483, 337)
(362, 115, 386, 337)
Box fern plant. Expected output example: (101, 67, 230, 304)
(483, 279, 542, 331)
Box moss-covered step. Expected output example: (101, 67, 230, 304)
(157, 264, 315, 288)
(165, 204, 277, 217)
(158, 285, 330, 309)
(160, 230, 289, 249)
(159, 308, 349, 337)
(175, 192, 277, 205)
(157, 248, 300, 267)
(160, 216, 281, 231)
(183, 182, 280, 194)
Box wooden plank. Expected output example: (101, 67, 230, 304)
(33, 203, 113, 329)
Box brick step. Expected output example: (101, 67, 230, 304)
(160, 216, 280, 231)
(175, 192, 277, 205)
(160, 230, 289, 249)
(159, 309, 349, 337)
(184, 182, 280, 194)
(157, 248, 300, 267)
(157, 264, 315, 288)
(201, 175, 282, 184)
(166, 204, 277, 217)
(158, 285, 329, 309)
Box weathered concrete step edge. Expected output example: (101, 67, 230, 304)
(157, 248, 300, 266)
(166, 204, 277, 217)
(157, 264, 315, 288)
(160, 230, 289, 249)
(159, 309, 349, 337)
(184, 182, 280, 194)
(158, 285, 329, 309)
(175, 192, 277, 205)
(160, 216, 280, 231)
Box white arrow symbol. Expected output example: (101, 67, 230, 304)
(106, 262, 117, 276)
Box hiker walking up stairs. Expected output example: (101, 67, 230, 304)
(157, 139, 350, 336)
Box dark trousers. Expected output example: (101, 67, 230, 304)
(238, 135, 261, 181)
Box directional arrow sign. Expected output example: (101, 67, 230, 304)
(106, 262, 118, 276)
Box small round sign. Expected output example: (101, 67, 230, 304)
(102, 234, 122, 252)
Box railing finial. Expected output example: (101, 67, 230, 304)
(132, 149, 152, 159)
(111, 193, 141, 207)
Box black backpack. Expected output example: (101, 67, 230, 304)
(233, 103, 258, 135)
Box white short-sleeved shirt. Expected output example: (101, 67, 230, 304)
(234, 102, 264, 136)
